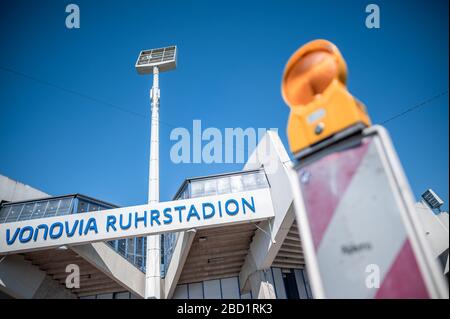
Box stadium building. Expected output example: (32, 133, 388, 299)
(0, 132, 448, 299)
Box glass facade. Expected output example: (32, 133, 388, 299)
(0, 196, 76, 223)
(0, 194, 146, 273)
(173, 268, 312, 299)
(161, 169, 269, 277)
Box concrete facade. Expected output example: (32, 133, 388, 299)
(0, 254, 75, 299)
(1, 130, 448, 299)
(415, 201, 449, 277)
(0, 175, 145, 299)
(0, 175, 49, 203)
(0, 175, 76, 298)
(164, 132, 307, 299)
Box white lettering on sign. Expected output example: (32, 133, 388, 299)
(0, 189, 274, 254)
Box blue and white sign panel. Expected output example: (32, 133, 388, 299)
(0, 189, 274, 254)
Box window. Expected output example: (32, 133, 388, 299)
(203, 179, 217, 196)
(230, 175, 244, 193)
(32, 202, 48, 219)
(242, 172, 268, 190)
(45, 200, 59, 217)
(57, 198, 72, 216)
(162, 232, 180, 276)
(176, 183, 191, 200)
(77, 200, 88, 213)
(216, 177, 231, 194)
(190, 181, 205, 198)
(126, 238, 135, 263)
(118, 239, 126, 255)
(282, 270, 300, 299)
(113, 292, 130, 299)
(88, 203, 100, 212)
(143, 238, 147, 270)
(0, 206, 11, 223)
(255, 171, 269, 187)
(6, 204, 23, 222)
(242, 173, 258, 190)
(19, 203, 35, 221)
(107, 241, 117, 249)
(135, 237, 144, 269)
(179, 190, 187, 199)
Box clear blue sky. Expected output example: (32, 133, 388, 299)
(0, 0, 448, 210)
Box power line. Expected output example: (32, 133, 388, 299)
(0, 65, 179, 129)
(380, 91, 448, 125)
(2, 65, 446, 130)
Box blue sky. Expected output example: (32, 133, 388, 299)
(0, 0, 448, 210)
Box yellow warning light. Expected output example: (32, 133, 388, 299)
(281, 39, 371, 156)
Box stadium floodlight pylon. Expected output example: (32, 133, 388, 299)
(135, 45, 177, 299)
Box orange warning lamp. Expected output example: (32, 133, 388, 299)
(281, 39, 371, 156)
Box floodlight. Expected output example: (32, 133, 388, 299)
(135, 46, 177, 74)
(136, 45, 177, 300)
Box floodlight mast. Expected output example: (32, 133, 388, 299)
(149, 65, 160, 206)
(146, 65, 161, 299)
(135, 46, 177, 299)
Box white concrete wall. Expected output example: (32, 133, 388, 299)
(0, 254, 46, 298)
(0, 174, 144, 299)
(0, 175, 76, 299)
(240, 131, 296, 292)
(0, 254, 75, 299)
(415, 201, 449, 275)
(0, 175, 49, 203)
(165, 131, 299, 298)
(71, 242, 146, 298)
(164, 230, 197, 299)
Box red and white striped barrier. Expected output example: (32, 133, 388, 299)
(289, 126, 448, 298)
